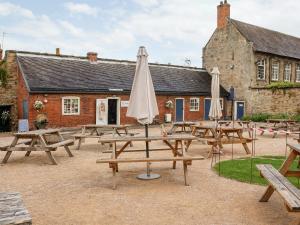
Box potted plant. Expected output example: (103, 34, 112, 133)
(0, 110, 10, 131)
(33, 100, 44, 112)
(34, 113, 48, 130)
(165, 100, 173, 123)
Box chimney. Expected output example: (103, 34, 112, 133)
(56, 48, 60, 56)
(87, 52, 98, 62)
(217, 0, 230, 29)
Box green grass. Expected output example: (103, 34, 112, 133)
(214, 156, 300, 186)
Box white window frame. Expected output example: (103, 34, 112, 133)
(296, 64, 300, 83)
(62, 96, 80, 115)
(271, 61, 279, 81)
(284, 63, 291, 81)
(257, 59, 266, 80)
(189, 98, 200, 112)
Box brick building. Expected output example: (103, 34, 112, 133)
(0, 50, 228, 130)
(203, 0, 300, 118)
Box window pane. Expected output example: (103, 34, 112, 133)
(257, 59, 265, 80)
(284, 64, 291, 81)
(272, 62, 279, 81)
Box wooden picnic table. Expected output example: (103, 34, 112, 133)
(191, 125, 251, 157)
(0, 129, 74, 165)
(96, 134, 204, 189)
(168, 121, 197, 134)
(74, 124, 134, 150)
(257, 143, 300, 212)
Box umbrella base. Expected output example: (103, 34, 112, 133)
(137, 173, 161, 180)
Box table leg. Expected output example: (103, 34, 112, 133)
(25, 138, 35, 157)
(237, 130, 250, 154)
(183, 161, 188, 186)
(64, 146, 74, 157)
(112, 164, 117, 190)
(125, 128, 133, 147)
(45, 151, 58, 165)
(2, 151, 12, 164)
(77, 138, 83, 150)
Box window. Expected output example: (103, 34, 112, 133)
(284, 63, 291, 81)
(257, 59, 266, 80)
(296, 64, 300, 82)
(62, 97, 80, 115)
(190, 98, 200, 111)
(271, 61, 279, 81)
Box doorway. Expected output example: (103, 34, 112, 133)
(235, 101, 245, 120)
(108, 98, 119, 125)
(204, 98, 211, 120)
(175, 98, 184, 122)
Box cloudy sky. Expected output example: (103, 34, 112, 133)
(0, 0, 300, 67)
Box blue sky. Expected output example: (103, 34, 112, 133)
(0, 0, 300, 67)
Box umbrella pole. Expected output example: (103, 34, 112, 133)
(145, 124, 150, 176)
(137, 124, 161, 180)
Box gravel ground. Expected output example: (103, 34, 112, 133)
(0, 127, 299, 225)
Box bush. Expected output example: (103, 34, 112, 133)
(266, 82, 300, 90)
(241, 113, 300, 122)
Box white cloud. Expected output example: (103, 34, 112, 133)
(0, 2, 34, 18)
(59, 20, 83, 37)
(132, 0, 159, 7)
(64, 2, 98, 16)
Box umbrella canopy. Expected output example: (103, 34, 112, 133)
(126, 46, 159, 125)
(209, 67, 223, 120)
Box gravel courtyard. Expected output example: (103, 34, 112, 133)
(0, 127, 299, 225)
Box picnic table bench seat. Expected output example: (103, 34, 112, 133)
(0, 140, 32, 151)
(97, 155, 204, 189)
(0, 192, 32, 225)
(257, 164, 300, 212)
(45, 139, 74, 149)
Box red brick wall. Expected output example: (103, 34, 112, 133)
(22, 93, 225, 128)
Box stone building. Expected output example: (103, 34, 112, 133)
(0, 50, 228, 130)
(203, 0, 300, 119)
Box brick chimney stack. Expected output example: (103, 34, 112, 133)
(217, 0, 230, 29)
(56, 48, 60, 56)
(87, 52, 98, 62)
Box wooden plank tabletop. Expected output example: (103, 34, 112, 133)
(14, 128, 61, 137)
(173, 121, 197, 126)
(97, 134, 198, 142)
(82, 124, 130, 129)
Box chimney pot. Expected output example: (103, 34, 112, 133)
(87, 52, 98, 62)
(56, 48, 60, 56)
(217, 0, 230, 29)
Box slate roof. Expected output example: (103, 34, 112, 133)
(16, 52, 228, 97)
(231, 19, 300, 60)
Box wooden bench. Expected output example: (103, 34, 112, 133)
(97, 156, 204, 189)
(257, 164, 300, 212)
(0, 192, 32, 225)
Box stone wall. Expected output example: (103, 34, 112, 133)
(250, 88, 300, 115)
(0, 51, 18, 130)
(203, 21, 255, 115)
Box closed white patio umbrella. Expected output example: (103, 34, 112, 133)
(209, 67, 223, 122)
(126, 46, 160, 180)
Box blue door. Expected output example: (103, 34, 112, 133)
(22, 100, 28, 119)
(204, 99, 211, 120)
(236, 102, 245, 120)
(175, 99, 184, 122)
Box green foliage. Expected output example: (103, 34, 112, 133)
(241, 113, 270, 122)
(242, 113, 300, 122)
(214, 157, 300, 186)
(266, 82, 300, 90)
